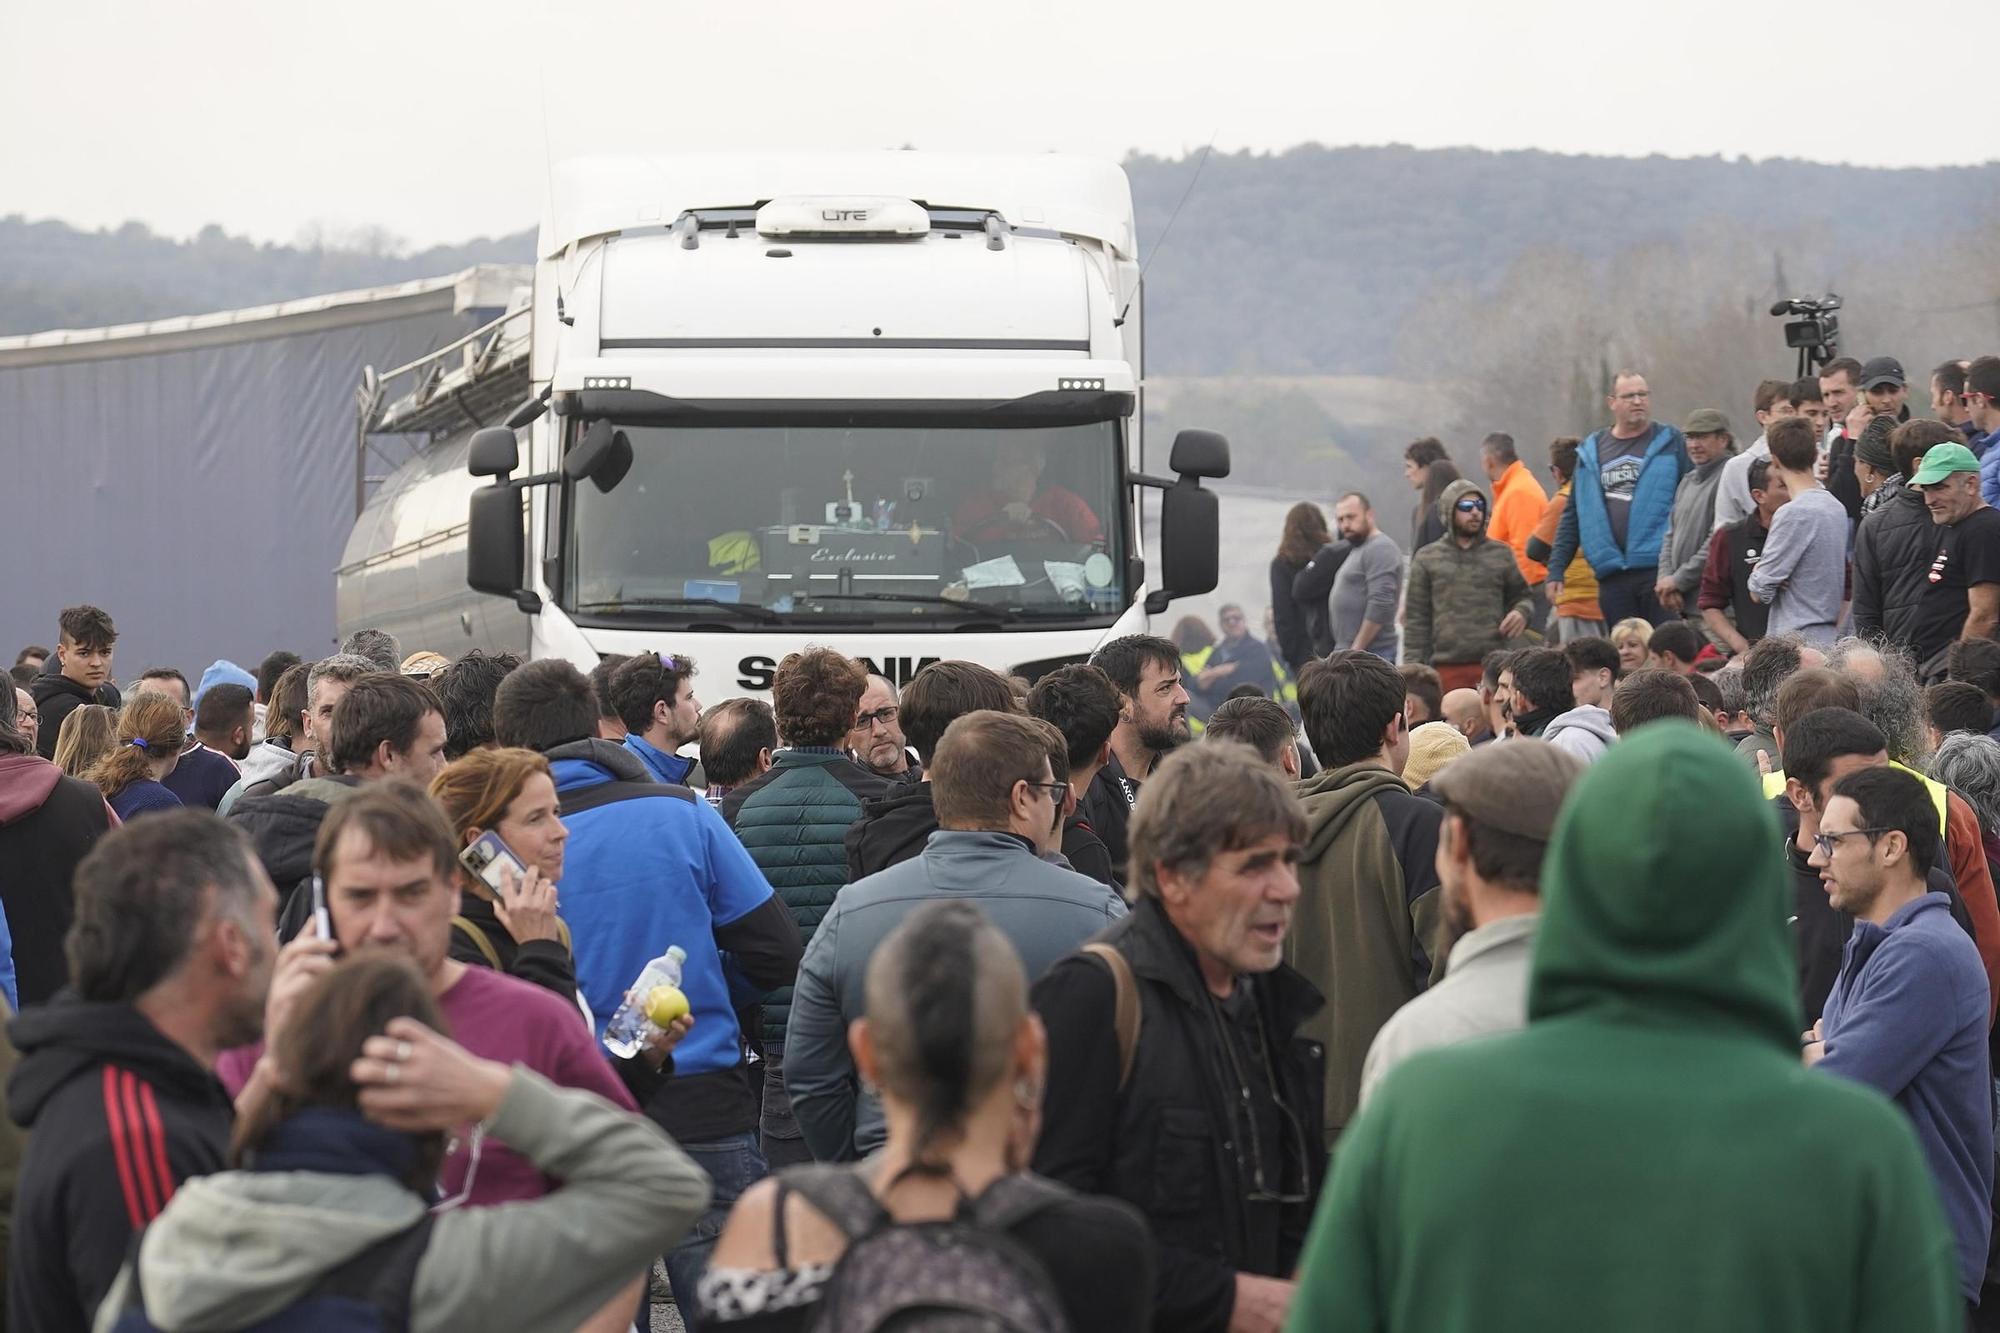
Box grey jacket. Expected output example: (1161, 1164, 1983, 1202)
(1357, 913, 1537, 1107)
(1658, 451, 1736, 596)
(787, 829, 1127, 1161)
(92, 1070, 709, 1333)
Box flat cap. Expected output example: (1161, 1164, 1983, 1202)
(1429, 736, 1586, 841)
(1684, 407, 1731, 436)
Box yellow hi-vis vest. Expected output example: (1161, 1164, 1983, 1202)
(1761, 760, 1949, 834)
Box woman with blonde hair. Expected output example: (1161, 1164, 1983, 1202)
(428, 746, 578, 1006)
(52, 704, 117, 780)
(85, 694, 184, 821)
(1610, 617, 1655, 675)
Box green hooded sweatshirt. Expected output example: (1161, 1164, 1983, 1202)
(1286, 722, 1960, 1333)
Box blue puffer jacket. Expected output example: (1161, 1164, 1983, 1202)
(1551, 423, 1691, 576)
(722, 748, 889, 1046)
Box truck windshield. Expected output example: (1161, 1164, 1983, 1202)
(563, 419, 1127, 625)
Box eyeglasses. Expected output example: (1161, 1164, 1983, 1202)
(1022, 779, 1069, 805)
(855, 705, 899, 729)
(1453, 498, 1487, 513)
(1811, 827, 1895, 858)
(16, 708, 36, 724)
(1614, 391, 1651, 401)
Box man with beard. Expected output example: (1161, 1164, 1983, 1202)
(1290, 650, 1447, 1145)
(7, 812, 278, 1332)
(610, 650, 702, 784)
(1083, 635, 1191, 883)
(1405, 479, 1533, 692)
(1358, 739, 1584, 1105)
(845, 673, 918, 780)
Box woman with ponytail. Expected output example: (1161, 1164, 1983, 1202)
(86, 692, 185, 821)
(700, 901, 1152, 1332)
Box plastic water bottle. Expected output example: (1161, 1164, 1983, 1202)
(602, 946, 688, 1058)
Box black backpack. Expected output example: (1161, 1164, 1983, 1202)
(780, 1163, 1072, 1333)
(105, 1215, 436, 1332)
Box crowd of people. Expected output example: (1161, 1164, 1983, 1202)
(0, 347, 1998, 1333)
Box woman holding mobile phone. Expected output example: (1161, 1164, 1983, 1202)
(429, 748, 582, 1007)
(432, 749, 691, 1095)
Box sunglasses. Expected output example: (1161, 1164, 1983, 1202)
(1454, 498, 1487, 513)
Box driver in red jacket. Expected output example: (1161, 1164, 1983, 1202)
(953, 437, 1102, 545)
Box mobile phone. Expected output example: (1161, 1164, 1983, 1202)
(459, 830, 530, 896)
(309, 873, 332, 942)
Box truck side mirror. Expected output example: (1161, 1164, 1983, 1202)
(467, 485, 539, 612)
(564, 420, 633, 494)
(1156, 478, 1220, 606)
(467, 427, 520, 478)
(1143, 429, 1229, 613)
(1168, 428, 1230, 480)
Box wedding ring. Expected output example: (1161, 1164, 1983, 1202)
(384, 1061, 400, 1084)
(394, 1040, 413, 1062)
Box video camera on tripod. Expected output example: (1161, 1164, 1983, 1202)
(1769, 294, 1842, 378)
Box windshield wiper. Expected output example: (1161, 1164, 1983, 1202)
(572, 596, 785, 625)
(797, 592, 1024, 622)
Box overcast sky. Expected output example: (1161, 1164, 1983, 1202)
(5, 0, 1994, 250)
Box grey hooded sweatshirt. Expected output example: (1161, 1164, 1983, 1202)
(1542, 705, 1617, 763)
(92, 1069, 710, 1333)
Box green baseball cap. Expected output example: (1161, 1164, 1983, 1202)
(1910, 442, 1982, 486)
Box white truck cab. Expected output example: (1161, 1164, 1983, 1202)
(460, 152, 1227, 695)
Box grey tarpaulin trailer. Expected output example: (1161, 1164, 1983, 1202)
(0, 265, 527, 675)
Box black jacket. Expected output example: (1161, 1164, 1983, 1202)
(0, 754, 111, 1007)
(1775, 796, 1970, 1022)
(228, 773, 364, 940)
(1852, 484, 1939, 655)
(1288, 542, 1353, 663)
(1032, 898, 1326, 1332)
(28, 670, 120, 763)
(1059, 812, 1118, 890)
(1270, 554, 1328, 671)
(1080, 754, 1141, 885)
(7, 999, 234, 1333)
(448, 891, 579, 1008)
(1826, 430, 1863, 524)
(843, 782, 939, 880)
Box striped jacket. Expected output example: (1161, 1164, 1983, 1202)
(6, 998, 233, 1332)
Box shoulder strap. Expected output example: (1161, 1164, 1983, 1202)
(1080, 943, 1140, 1092)
(968, 1172, 1071, 1233)
(451, 916, 502, 970)
(778, 1163, 891, 1241)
